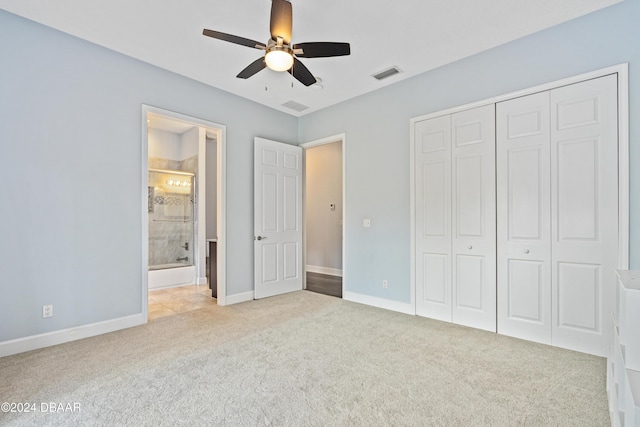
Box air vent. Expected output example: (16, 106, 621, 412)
(282, 100, 309, 112)
(372, 66, 402, 81)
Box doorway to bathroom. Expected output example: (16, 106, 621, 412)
(141, 105, 227, 320)
(302, 134, 345, 298)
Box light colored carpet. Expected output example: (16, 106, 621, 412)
(0, 291, 609, 426)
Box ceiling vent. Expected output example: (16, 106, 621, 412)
(372, 66, 402, 81)
(282, 100, 309, 112)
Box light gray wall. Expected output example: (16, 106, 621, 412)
(148, 128, 181, 159)
(179, 127, 199, 161)
(299, 0, 640, 304)
(305, 142, 342, 271)
(0, 10, 297, 342)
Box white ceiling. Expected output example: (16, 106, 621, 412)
(0, 0, 622, 117)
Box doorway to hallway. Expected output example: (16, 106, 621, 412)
(302, 134, 345, 298)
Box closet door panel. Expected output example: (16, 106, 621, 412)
(508, 147, 544, 240)
(415, 115, 452, 321)
(550, 74, 618, 356)
(423, 253, 448, 304)
(456, 254, 484, 310)
(451, 105, 496, 332)
(497, 91, 552, 344)
(507, 259, 544, 322)
(455, 155, 483, 237)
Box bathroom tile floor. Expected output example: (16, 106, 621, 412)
(148, 284, 216, 321)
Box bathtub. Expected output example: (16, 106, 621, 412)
(148, 265, 196, 290)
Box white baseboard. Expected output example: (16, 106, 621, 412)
(306, 265, 343, 277)
(343, 291, 415, 315)
(197, 276, 208, 285)
(223, 291, 254, 305)
(0, 313, 146, 358)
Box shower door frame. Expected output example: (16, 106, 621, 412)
(141, 105, 227, 315)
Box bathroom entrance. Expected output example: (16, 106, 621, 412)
(142, 105, 227, 317)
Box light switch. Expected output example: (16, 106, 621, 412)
(363, 218, 371, 228)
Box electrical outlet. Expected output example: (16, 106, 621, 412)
(382, 280, 388, 288)
(42, 305, 53, 318)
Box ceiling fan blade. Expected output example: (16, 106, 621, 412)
(270, 0, 292, 44)
(203, 29, 266, 50)
(293, 42, 351, 58)
(288, 58, 316, 86)
(237, 57, 267, 79)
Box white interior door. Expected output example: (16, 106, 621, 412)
(550, 74, 618, 356)
(496, 91, 552, 344)
(451, 105, 496, 332)
(415, 115, 452, 320)
(254, 137, 303, 299)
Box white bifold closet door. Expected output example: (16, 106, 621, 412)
(415, 104, 496, 332)
(497, 74, 618, 356)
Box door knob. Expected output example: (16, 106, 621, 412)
(467, 245, 472, 250)
(524, 249, 530, 254)
(255, 236, 267, 241)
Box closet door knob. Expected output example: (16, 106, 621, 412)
(524, 249, 530, 254)
(467, 245, 473, 250)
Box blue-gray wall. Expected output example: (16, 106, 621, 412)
(0, 10, 297, 342)
(299, 0, 640, 304)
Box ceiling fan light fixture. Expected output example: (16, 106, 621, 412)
(265, 46, 294, 72)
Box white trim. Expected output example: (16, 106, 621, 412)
(617, 64, 630, 270)
(301, 133, 346, 296)
(197, 127, 207, 288)
(140, 107, 150, 321)
(409, 63, 630, 323)
(224, 291, 255, 305)
(216, 125, 227, 305)
(409, 121, 417, 315)
(306, 265, 343, 277)
(300, 133, 345, 150)
(197, 277, 208, 285)
(0, 314, 145, 358)
(344, 291, 414, 316)
(141, 105, 228, 309)
(410, 64, 630, 124)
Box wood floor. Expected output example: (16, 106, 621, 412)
(306, 272, 342, 298)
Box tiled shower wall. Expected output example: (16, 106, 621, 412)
(148, 155, 197, 267)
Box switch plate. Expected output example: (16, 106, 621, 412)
(382, 280, 388, 288)
(363, 218, 371, 228)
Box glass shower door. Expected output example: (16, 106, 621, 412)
(148, 169, 195, 270)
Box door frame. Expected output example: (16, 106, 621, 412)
(410, 63, 629, 314)
(141, 105, 228, 319)
(301, 133, 346, 295)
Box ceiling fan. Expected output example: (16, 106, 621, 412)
(202, 0, 350, 86)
